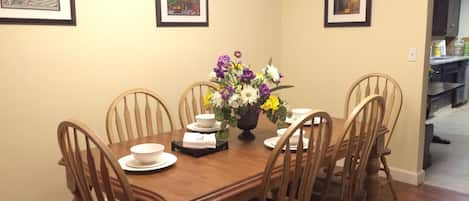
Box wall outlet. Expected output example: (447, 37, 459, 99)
(408, 48, 417, 62)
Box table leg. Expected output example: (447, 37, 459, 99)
(366, 145, 381, 201)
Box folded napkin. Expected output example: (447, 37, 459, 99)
(182, 132, 217, 149)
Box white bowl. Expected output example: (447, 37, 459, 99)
(130, 143, 165, 165)
(196, 114, 216, 128)
(277, 128, 302, 145)
(291, 108, 313, 120)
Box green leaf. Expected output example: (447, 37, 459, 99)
(277, 122, 288, 129)
(216, 130, 229, 140)
(270, 85, 294, 92)
(278, 107, 287, 122)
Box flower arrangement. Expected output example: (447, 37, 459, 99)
(204, 51, 293, 132)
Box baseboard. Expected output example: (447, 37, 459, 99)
(335, 159, 425, 186)
(379, 167, 425, 186)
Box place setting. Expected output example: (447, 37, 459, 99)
(263, 107, 323, 151)
(172, 113, 229, 157)
(285, 108, 322, 126)
(186, 114, 223, 133)
(263, 128, 310, 151)
(118, 143, 177, 173)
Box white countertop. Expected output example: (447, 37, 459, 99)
(430, 56, 469, 66)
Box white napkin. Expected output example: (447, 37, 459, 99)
(182, 132, 217, 149)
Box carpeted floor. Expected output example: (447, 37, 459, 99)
(425, 104, 469, 194)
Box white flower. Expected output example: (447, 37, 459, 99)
(209, 71, 217, 81)
(211, 92, 223, 107)
(263, 64, 280, 82)
(240, 85, 259, 105)
(229, 94, 242, 108)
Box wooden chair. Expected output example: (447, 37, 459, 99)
(344, 73, 402, 200)
(178, 81, 217, 128)
(106, 88, 175, 144)
(322, 95, 385, 201)
(57, 120, 136, 201)
(260, 111, 333, 201)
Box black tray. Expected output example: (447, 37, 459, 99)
(171, 140, 229, 157)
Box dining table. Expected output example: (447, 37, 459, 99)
(64, 115, 387, 201)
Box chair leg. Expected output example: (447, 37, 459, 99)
(380, 156, 398, 200)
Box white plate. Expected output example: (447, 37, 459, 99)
(264, 137, 309, 151)
(187, 122, 222, 133)
(125, 157, 167, 169)
(118, 152, 177, 172)
(285, 117, 321, 125)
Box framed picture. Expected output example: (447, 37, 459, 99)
(0, 0, 76, 25)
(324, 0, 371, 27)
(156, 0, 208, 27)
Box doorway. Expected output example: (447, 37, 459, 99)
(424, 0, 469, 194)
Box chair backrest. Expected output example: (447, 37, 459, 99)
(344, 73, 402, 148)
(260, 111, 333, 201)
(330, 95, 385, 201)
(106, 88, 175, 144)
(57, 120, 136, 201)
(178, 81, 218, 128)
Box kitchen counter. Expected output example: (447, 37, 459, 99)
(430, 56, 469, 66)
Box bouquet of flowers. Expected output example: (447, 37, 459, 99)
(204, 51, 293, 132)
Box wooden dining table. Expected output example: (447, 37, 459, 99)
(96, 115, 386, 201)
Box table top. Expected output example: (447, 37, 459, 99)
(104, 116, 354, 201)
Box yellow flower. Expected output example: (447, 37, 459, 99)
(203, 91, 212, 108)
(261, 95, 280, 112)
(256, 73, 265, 80)
(231, 63, 242, 70)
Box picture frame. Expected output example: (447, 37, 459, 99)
(0, 0, 76, 25)
(324, 0, 371, 27)
(156, 0, 208, 27)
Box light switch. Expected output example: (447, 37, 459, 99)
(408, 48, 417, 62)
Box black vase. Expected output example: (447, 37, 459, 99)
(237, 107, 260, 141)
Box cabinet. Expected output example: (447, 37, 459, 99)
(432, 0, 461, 36)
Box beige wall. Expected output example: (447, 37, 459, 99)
(1, 0, 433, 199)
(0, 0, 281, 200)
(280, 0, 431, 173)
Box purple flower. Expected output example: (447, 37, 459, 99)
(234, 51, 242, 58)
(240, 68, 256, 83)
(214, 66, 227, 78)
(256, 108, 262, 114)
(279, 73, 284, 79)
(221, 86, 234, 101)
(217, 55, 231, 67)
(217, 61, 225, 68)
(259, 83, 271, 98)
